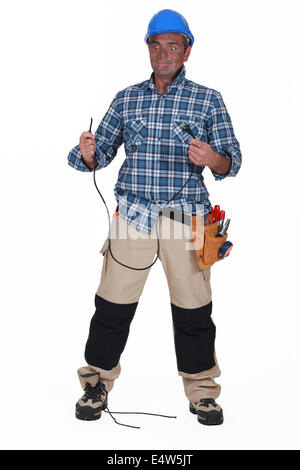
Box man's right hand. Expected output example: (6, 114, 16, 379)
(79, 131, 96, 169)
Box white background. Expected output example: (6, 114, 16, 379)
(1, 0, 299, 451)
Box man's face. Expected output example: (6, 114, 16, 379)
(148, 32, 191, 79)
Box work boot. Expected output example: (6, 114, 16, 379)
(189, 398, 223, 426)
(75, 371, 108, 421)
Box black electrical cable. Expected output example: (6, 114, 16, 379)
(89, 117, 197, 271)
(84, 119, 198, 428)
(103, 406, 177, 430)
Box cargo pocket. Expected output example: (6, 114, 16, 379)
(99, 237, 110, 278)
(100, 237, 109, 256)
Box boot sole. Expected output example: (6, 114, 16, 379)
(189, 403, 224, 426)
(75, 402, 107, 421)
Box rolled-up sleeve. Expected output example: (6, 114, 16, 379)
(207, 91, 242, 181)
(67, 93, 123, 172)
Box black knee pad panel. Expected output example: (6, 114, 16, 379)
(84, 294, 138, 370)
(171, 301, 216, 374)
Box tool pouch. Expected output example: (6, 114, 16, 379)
(191, 216, 228, 270)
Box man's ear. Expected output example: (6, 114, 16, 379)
(184, 45, 192, 62)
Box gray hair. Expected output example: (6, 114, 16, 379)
(182, 35, 190, 52)
(147, 34, 191, 52)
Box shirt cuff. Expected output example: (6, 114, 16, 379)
(80, 152, 102, 171)
(80, 155, 95, 170)
(211, 151, 232, 181)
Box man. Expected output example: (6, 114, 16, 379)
(68, 9, 242, 426)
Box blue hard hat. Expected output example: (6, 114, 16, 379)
(144, 9, 194, 47)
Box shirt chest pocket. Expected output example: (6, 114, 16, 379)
(172, 114, 208, 145)
(124, 115, 148, 145)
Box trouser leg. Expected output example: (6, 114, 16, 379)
(178, 354, 221, 403)
(171, 302, 221, 402)
(159, 215, 221, 401)
(77, 363, 121, 393)
(79, 213, 156, 391)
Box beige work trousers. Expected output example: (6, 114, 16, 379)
(79, 212, 221, 403)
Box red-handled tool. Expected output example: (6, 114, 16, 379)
(214, 205, 220, 224)
(219, 210, 225, 231)
(213, 205, 221, 226)
(210, 205, 219, 222)
(209, 205, 225, 226)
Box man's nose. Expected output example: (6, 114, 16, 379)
(158, 47, 169, 59)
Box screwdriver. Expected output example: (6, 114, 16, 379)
(217, 218, 231, 237)
(219, 210, 225, 231)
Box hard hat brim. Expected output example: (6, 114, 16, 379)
(145, 29, 194, 46)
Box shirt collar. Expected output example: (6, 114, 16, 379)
(145, 64, 186, 92)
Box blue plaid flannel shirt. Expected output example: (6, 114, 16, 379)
(68, 65, 242, 233)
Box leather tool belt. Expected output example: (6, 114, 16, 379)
(191, 216, 228, 270)
(116, 205, 229, 271)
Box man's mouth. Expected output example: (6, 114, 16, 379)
(157, 62, 170, 67)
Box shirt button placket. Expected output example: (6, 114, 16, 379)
(155, 96, 165, 196)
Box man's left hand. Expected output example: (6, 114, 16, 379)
(188, 138, 230, 175)
(188, 138, 217, 167)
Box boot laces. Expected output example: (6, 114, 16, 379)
(81, 373, 176, 429)
(83, 381, 106, 403)
(195, 398, 217, 408)
(103, 404, 177, 430)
